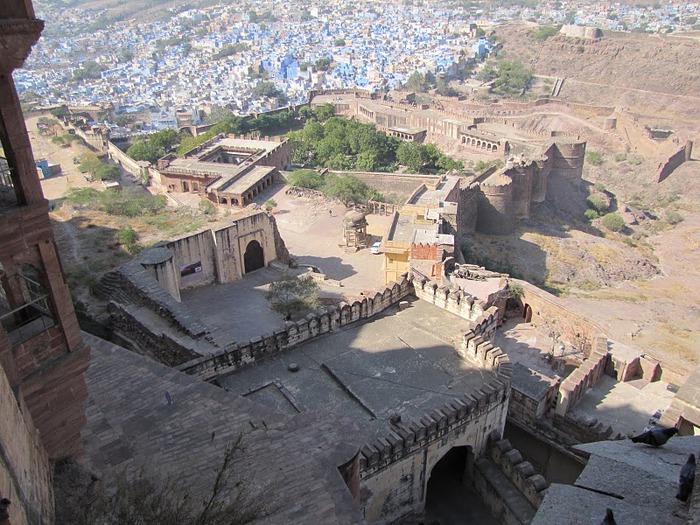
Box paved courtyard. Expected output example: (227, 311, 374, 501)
(219, 298, 491, 442)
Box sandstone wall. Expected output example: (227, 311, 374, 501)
(177, 275, 415, 380)
(657, 141, 693, 183)
(0, 364, 53, 525)
(360, 278, 512, 524)
(106, 140, 148, 180)
(555, 337, 608, 417)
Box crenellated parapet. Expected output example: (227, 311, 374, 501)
(177, 275, 414, 380)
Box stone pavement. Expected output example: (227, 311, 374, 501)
(219, 298, 494, 443)
(81, 332, 364, 525)
(532, 435, 700, 525)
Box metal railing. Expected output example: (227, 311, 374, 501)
(0, 294, 55, 346)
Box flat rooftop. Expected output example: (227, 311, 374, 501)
(408, 177, 460, 206)
(387, 212, 423, 244)
(219, 298, 495, 443)
(210, 165, 276, 194)
(196, 137, 281, 157)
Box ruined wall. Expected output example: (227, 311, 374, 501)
(657, 141, 693, 183)
(555, 337, 608, 417)
(0, 362, 53, 525)
(177, 276, 414, 380)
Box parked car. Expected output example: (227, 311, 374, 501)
(370, 241, 382, 254)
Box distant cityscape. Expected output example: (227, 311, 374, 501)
(17, 0, 700, 128)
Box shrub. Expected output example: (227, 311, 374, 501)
(614, 153, 626, 162)
(199, 199, 217, 217)
(586, 194, 609, 213)
(601, 213, 625, 232)
(584, 209, 599, 221)
(115, 227, 141, 255)
(594, 182, 606, 192)
(666, 211, 684, 225)
(264, 198, 277, 212)
(586, 151, 603, 166)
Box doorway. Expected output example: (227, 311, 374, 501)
(244, 240, 264, 273)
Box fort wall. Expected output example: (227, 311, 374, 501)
(0, 363, 53, 525)
(360, 276, 512, 524)
(657, 141, 693, 183)
(106, 140, 148, 181)
(477, 175, 515, 235)
(177, 275, 414, 380)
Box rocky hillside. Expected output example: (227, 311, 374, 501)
(495, 25, 700, 98)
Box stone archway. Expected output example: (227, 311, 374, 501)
(523, 304, 533, 323)
(244, 240, 264, 274)
(425, 446, 497, 524)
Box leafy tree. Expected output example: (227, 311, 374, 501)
(298, 106, 314, 121)
(396, 142, 428, 172)
(435, 77, 459, 97)
(150, 129, 179, 150)
(252, 82, 285, 101)
(264, 199, 277, 212)
(314, 57, 331, 71)
(265, 275, 320, 318)
(490, 60, 533, 96)
(312, 103, 335, 122)
(286, 169, 325, 189)
(322, 174, 372, 206)
(94, 163, 120, 182)
(210, 114, 250, 135)
(127, 141, 163, 164)
(333, 38, 346, 47)
(406, 71, 430, 93)
(73, 61, 106, 81)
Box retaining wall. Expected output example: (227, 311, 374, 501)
(555, 336, 608, 417)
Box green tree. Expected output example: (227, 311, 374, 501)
(406, 71, 430, 92)
(314, 57, 331, 71)
(199, 199, 217, 217)
(73, 61, 106, 81)
(287, 169, 326, 189)
(264, 198, 277, 212)
(94, 163, 120, 182)
(333, 38, 346, 47)
(115, 226, 141, 255)
(127, 141, 163, 165)
(150, 129, 179, 150)
(312, 103, 335, 122)
(322, 174, 372, 206)
(78, 152, 104, 174)
(396, 142, 428, 172)
(436, 77, 459, 97)
(265, 275, 320, 318)
(586, 194, 609, 213)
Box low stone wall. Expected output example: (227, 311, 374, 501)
(518, 280, 603, 355)
(551, 413, 619, 443)
(108, 302, 202, 366)
(0, 365, 53, 525)
(555, 337, 608, 417)
(411, 274, 500, 330)
(177, 275, 414, 381)
(657, 141, 693, 183)
(107, 140, 148, 180)
(489, 434, 548, 508)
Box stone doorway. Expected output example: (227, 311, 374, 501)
(244, 240, 264, 274)
(424, 446, 497, 525)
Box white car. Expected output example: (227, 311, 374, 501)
(370, 241, 382, 254)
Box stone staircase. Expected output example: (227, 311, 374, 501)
(474, 457, 537, 525)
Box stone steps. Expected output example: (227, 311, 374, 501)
(475, 457, 537, 525)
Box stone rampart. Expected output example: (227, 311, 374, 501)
(657, 141, 693, 183)
(177, 275, 415, 381)
(106, 140, 148, 180)
(0, 364, 53, 525)
(518, 280, 603, 352)
(555, 336, 608, 417)
(360, 276, 512, 523)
